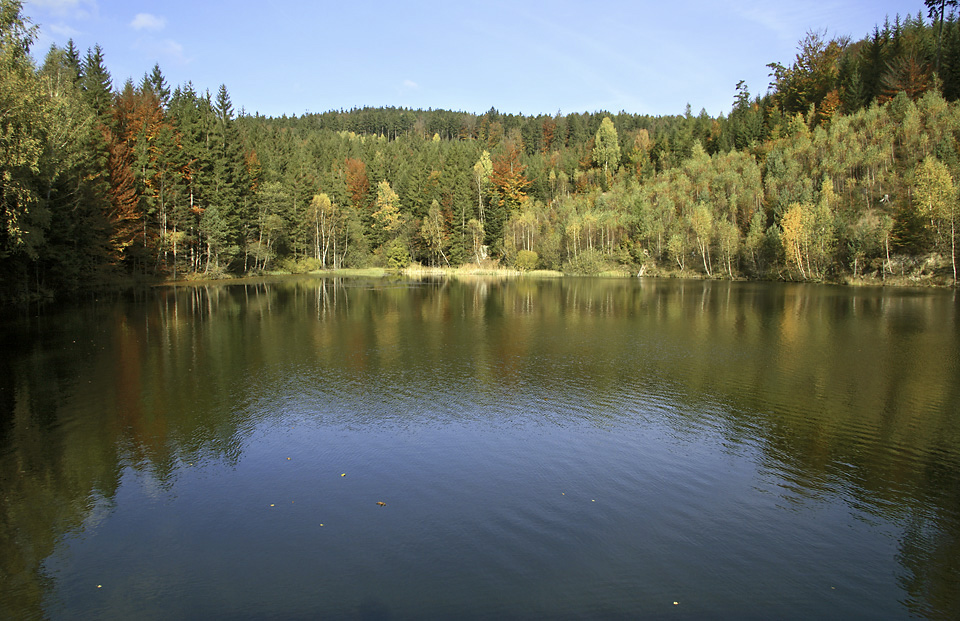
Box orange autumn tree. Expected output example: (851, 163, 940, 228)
(344, 158, 370, 211)
(109, 80, 189, 272)
(487, 140, 530, 252)
(103, 126, 141, 265)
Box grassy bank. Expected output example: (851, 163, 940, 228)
(154, 257, 957, 289)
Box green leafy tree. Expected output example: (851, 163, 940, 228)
(769, 30, 848, 125)
(250, 181, 289, 271)
(688, 203, 714, 275)
(419, 199, 450, 266)
(515, 249, 538, 270)
(385, 238, 410, 268)
(473, 150, 493, 226)
(716, 218, 740, 277)
(307, 193, 340, 268)
(744, 211, 768, 275)
(914, 155, 958, 283)
(0, 0, 46, 261)
(667, 232, 687, 271)
(466, 218, 485, 264)
(592, 116, 621, 178)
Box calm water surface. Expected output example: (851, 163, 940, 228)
(1, 277, 958, 619)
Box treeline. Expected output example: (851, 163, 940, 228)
(3, 0, 960, 303)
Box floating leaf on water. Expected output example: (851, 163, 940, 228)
(341, 473, 346, 477)
(376, 501, 387, 506)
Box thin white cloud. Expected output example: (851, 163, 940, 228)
(27, 0, 97, 19)
(130, 13, 166, 32)
(49, 22, 80, 37)
(132, 37, 190, 65)
(730, 1, 846, 43)
(159, 39, 187, 62)
(402, 79, 418, 90)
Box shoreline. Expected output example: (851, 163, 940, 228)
(154, 264, 954, 290)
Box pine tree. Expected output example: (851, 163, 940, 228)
(64, 38, 81, 82)
(168, 82, 211, 273)
(81, 44, 112, 120)
(38, 44, 112, 287)
(861, 26, 888, 104)
(146, 63, 170, 108)
(926, 0, 960, 72)
(207, 84, 246, 269)
(942, 17, 960, 100)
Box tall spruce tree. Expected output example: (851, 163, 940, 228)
(38, 44, 112, 288)
(208, 84, 247, 269)
(146, 63, 170, 108)
(81, 44, 112, 120)
(926, 0, 960, 72)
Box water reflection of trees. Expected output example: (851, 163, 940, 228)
(1, 277, 957, 618)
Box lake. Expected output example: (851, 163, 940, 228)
(1, 276, 958, 619)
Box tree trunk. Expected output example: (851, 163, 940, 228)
(952, 214, 957, 285)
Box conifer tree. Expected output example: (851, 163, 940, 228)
(208, 84, 246, 268)
(63, 38, 81, 82)
(942, 18, 960, 100)
(38, 44, 112, 285)
(146, 63, 170, 108)
(926, 0, 960, 72)
(81, 44, 112, 120)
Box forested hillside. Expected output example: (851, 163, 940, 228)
(3, 0, 960, 303)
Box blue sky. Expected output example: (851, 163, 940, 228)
(24, 1, 924, 118)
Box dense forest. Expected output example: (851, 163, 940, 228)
(3, 0, 960, 303)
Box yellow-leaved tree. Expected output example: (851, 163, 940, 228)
(372, 180, 403, 249)
(914, 155, 957, 284)
(781, 202, 812, 279)
(306, 193, 340, 269)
